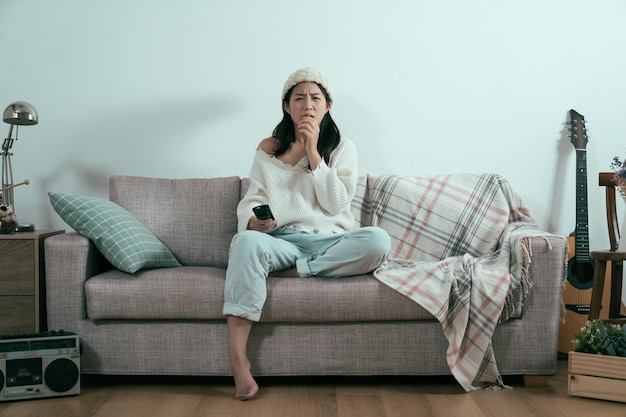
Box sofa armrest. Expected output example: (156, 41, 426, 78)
(500, 232, 566, 358)
(523, 233, 567, 309)
(44, 232, 112, 329)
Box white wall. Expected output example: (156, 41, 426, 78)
(1, 0, 625, 251)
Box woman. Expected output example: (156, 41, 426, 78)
(223, 67, 391, 400)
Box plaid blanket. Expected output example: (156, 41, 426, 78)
(363, 173, 548, 391)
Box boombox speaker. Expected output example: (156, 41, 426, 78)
(0, 331, 80, 402)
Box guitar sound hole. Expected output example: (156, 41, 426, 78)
(566, 259, 595, 290)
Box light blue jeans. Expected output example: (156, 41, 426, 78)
(223, 226, 391, 321)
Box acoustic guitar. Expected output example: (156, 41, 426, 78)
(557, 109, 611, 353)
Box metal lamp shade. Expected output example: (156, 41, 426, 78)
(3, 101, 39, 126)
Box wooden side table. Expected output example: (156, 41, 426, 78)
(0, 229, 64, 334)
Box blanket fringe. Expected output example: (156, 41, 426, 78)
(470, 375, 512, 391)
(485, 375, 512, 390)
(499, 235, 534, 322)
(376, 258, 440, 273)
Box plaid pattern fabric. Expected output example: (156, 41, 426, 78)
(49, 192, 181, 274)
(366, 173, 552, 391)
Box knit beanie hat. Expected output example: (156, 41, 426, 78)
(282, 67, 333, 103)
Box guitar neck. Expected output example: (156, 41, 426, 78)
(574, 148, 590, 260)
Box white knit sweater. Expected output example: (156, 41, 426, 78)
(237, 137, 358, 234)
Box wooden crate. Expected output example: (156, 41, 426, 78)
(568, 351, 626, 403)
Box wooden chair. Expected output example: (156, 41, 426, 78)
(589, 172, 626, 323)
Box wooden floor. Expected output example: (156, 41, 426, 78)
(0, 360, 623, 417)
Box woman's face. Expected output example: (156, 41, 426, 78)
(284, 82, 332, 126)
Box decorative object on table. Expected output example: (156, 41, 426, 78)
(0, 180, 31, 233)
(2, 101, 38, 221)
(569, 320, 626, 402)
(0, 201, 17, 234)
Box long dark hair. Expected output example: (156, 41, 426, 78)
(271, 83, 341, 165)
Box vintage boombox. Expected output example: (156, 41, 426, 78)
(0, 330, 80, 402)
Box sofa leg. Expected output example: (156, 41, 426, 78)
(523, 375, 547, 387)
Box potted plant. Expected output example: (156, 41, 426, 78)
(569, 320, 626, 402)
(573, 319, 625, 356)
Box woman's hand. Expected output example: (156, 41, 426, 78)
(297, 116, 322, 169)
(247, 216, 277, 233)
(297, 116, 319, 154)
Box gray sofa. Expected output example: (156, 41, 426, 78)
(44, 174, 566, 385)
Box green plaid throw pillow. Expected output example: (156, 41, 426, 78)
(48, 192, 181, 273)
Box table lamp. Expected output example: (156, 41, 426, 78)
(1, 101, 38, 225)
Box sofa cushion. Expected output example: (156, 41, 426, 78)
(85, 268, 434, 322)
(109, 176, 240, 268)
(261, 274, 434, 322)
(48, 192, 181, 274)
(85, 267, 226, 320)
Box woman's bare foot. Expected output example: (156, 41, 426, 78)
(231, 357, 258, 400)
(227, 315, 258, 400)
